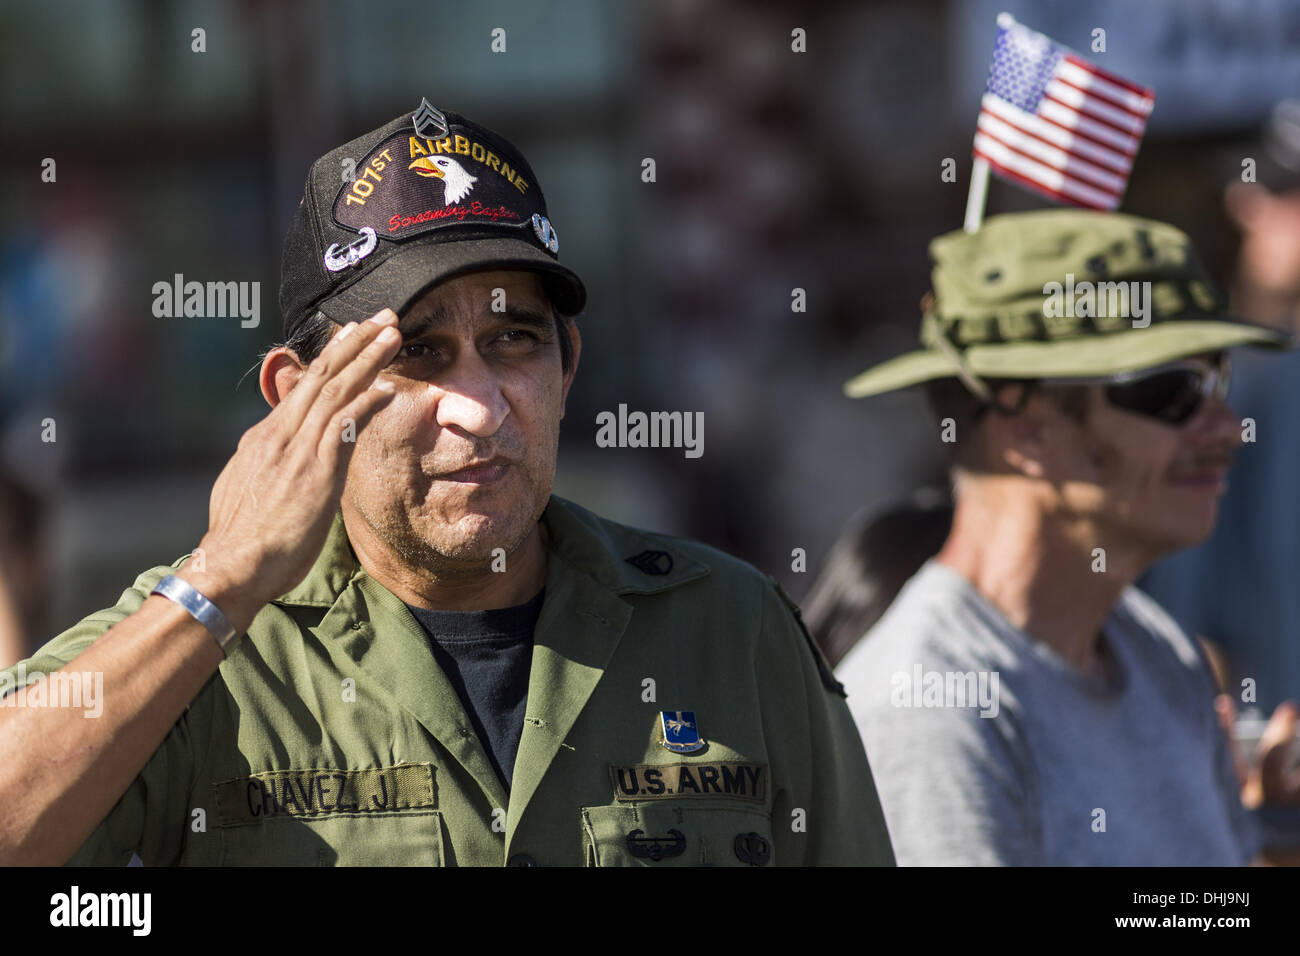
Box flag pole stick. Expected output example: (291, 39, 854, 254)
(964, 156, 990, 233)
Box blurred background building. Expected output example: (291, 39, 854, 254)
(2, 0, 1299, 659)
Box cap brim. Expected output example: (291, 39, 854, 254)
(319, 235, 586, 325)
(844, 319, 1293, 398)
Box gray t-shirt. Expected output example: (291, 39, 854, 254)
(837, 560, 1257, 866)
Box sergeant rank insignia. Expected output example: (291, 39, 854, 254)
(660, 710, 705, 754)
(411, 97, 450, 142)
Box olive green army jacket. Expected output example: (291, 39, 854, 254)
(11, 496, 894, 866)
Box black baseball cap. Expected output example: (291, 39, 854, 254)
(279, 99, 586, 340)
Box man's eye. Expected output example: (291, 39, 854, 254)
(398, 343, 434, 359)
(495, 329, 542, 349)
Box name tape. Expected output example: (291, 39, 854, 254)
(214, 763, 437, 826)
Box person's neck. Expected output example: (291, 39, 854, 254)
(935, 478, 1146, 675)
(342, 507, 549, 612)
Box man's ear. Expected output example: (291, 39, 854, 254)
(259, 346, 308, 409)
(559, 318, 581, 418)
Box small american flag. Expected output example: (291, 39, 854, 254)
(973, 15, 1155, 211)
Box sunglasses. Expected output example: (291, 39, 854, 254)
(1043, 354, 1231, 425)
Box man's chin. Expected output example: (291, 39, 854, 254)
(415, 508, 537, 564)
(1149, 511, 1219, 556)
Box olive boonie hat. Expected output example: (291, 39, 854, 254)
(844, 209, 1291, 399)
(280, 99, 586, 340)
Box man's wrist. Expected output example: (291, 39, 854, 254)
(172, 564, 265, 638)
(151, 575, 241, 655)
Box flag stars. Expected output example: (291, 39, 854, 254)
(988, 24, 1060, 112)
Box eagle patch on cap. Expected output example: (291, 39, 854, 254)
(330, 101, 557, 257)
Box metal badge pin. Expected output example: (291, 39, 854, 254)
(323, 227, 377, 272)
(626, 828, 686, 861)
(531, 213, 559, 254)
(412, 98, 450, 142)
(660, 710, 705, 754)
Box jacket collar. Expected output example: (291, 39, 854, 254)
(267, 495, 712, 841)
(534, 495, 711, 595)
(273, 510, 361, 608)
(273, 495, 711, 609)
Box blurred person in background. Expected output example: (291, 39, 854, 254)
(0, 470, 46, 670)
(836, 208, 1300, 865)
(0, 418, 56, 670)
(803, 485, 952, 669)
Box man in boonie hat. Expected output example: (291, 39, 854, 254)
(835, 207, 1300, 865)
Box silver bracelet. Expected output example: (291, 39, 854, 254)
(151, 574, 240, 656)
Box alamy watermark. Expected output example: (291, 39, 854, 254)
(152, 274, 260, 328)
(1043, 273, 1152, 328)
(0, 664, 103, 718)
(890, 665, 1000, 718)
(50, 886, 150, 936)
(595, 404, 703, 459)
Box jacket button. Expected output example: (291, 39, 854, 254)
(507, 853, 537, 867)
(734, 832, 771, 866)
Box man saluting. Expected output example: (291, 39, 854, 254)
(0, 101, 893, 867)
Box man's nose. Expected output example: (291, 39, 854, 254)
(431, 352, 510, 438)
(1193, 394, 1243, 449)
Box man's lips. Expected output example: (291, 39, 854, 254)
(1167, 466, 1229, 488)
(435, 458, 511, 484)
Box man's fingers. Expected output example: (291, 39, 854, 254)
(1259, 702, 1300, 782)
(1241, 700, 1300, 807)
(299, 323, 403, 446)
(276, 310, 399, 437)
(1215, 695, 1248, 789)
(1260, 702, 1299, 752)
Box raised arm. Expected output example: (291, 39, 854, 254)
(0, 311, 401, 865)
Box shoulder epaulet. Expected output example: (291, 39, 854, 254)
(770, 577, 846, 698)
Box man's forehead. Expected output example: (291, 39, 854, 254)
(400, 269, 551, 325)
(405, 269, 546, 309)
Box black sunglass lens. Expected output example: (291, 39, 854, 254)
(1106, 370, 1203, 424)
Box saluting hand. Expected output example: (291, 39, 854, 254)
(180, 310, 402, 632)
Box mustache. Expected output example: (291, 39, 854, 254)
(424, 439, 524, 476)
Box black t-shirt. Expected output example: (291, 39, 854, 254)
(405, 590, 543, 790)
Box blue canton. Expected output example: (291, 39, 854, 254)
(986, 23, 1063, 112)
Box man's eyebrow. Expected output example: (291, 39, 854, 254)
(496, 306, 555, 334)
(398, 304, 554, 338)
(398, 306, 447, 340)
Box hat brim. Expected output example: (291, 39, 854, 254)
(844, 319, 1292, 398)
(318, 235, 587, 325)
